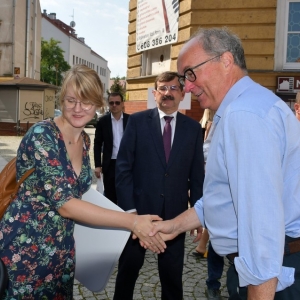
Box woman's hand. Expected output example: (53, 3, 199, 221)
(132, 215, 167, 253)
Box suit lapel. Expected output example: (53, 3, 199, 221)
(148, 108, 167, 167)
(123, 113, 128, 130)
(107, 114, 113, 141)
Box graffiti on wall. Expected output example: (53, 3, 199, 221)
(22, 102, 43, 120)
(44, 94, 55, 119)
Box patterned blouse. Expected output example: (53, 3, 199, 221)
(0, 119, 92, 299)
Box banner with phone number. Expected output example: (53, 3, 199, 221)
(136, 0, 179, 52)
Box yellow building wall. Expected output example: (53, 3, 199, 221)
(126, 0, 299, 118)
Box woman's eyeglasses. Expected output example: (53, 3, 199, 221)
(64, 98, 94, 111)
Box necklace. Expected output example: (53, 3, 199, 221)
(67, 135, 82, 145)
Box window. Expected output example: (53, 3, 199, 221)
(141, 45, 171, 76)
(275, 0, 300, 70)
(73, 55, 75, 65)
(286, 2, 300, 63)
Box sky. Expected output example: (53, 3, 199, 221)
(39, 0, 129, 78)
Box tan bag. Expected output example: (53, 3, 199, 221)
(0, 157, 34, 219)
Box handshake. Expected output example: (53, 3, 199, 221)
(130, 208, 203, 253)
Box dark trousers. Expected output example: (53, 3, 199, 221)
(113, 233, 186, 300)
(103, 159, 117, 204)
(226, 236, 300, 300)
(206, 241, 224, 290)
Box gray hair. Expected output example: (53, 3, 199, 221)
(190, 27, 247, 71)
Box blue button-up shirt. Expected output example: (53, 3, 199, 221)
(194, 76, 300, 291)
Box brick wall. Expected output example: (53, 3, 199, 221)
(0, 122, 32, 136)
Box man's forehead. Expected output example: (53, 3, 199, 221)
(157, 79, 179, 86)
(178, 39, 204, 69)
(109, 95, 122, 100)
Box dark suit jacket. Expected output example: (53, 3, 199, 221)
(116, 108, 204, 220)
(94, 112, 129, 174)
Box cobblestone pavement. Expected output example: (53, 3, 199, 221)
(0, 129, 229, 299)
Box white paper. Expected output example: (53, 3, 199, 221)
(96, 177, 104, 194)
(74, 188, 130, 292)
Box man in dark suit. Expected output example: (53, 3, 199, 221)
(94, 92, 129, 204)
(113, 72, 205, 300)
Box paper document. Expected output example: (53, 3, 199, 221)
(74, 188, 130, 292)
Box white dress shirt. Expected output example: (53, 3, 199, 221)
(158, 108, 177, 146)
(111, 113, 124, 159)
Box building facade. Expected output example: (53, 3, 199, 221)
(124, 0, 300, 121)
(41, 11, 110, 99)
(0, 0, 41, 80)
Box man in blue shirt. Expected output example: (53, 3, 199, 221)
(150, 27, 300, 300)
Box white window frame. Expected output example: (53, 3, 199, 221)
(275, 0, 300, 70)
(141, 45, 171, 77)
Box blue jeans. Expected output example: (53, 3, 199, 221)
(206, 241, 225, 290)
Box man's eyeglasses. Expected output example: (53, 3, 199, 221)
(64, 98, 94, 111)
(156, 85, 181, 92)
(109, 101, 121, 106)
(178, 55, 221, 86)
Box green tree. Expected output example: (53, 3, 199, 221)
(109, 76, 126, 99)
(41, 38, 70, 86)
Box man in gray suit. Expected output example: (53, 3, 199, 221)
(113, 72, 205, 300)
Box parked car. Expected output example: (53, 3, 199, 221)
(54, 109, 62, 117)
(85, 111, 101, 127)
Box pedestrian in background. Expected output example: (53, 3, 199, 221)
(194, 108, 214, 259)
(94, 92, 129, 204)
(113, 71, 205, 300)
(0, 65, 165, 299)
(198, 109, 225, 300)
(295, 91, 300, 121)
(150, 27, 300, 300)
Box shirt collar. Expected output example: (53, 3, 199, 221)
(111, 112, 123, 121)
(215, 75, 252, 121)
(157, 108, 178, 120)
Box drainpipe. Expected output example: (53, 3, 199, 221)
(25, 0, 30, 77)
(12, 0, 16, 75)
(32, 0, 37, 79)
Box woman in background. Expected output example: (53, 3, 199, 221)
(194, 109, 215, 257)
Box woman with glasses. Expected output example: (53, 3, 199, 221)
(0, 65, 165, 299)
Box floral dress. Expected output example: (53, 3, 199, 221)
(0, 119, 92, 299)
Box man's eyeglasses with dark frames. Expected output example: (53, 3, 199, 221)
(64, 98, 94, 111)
(109, 101, 121, 106)
(178, 54, 222, 86)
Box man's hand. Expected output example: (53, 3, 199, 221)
(131, 214, 167, 253)
(94, 167, 102, 178)
(148, 208, 202, 243)
(189, 226, 203, 243)
(149, 220, 178, 242)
